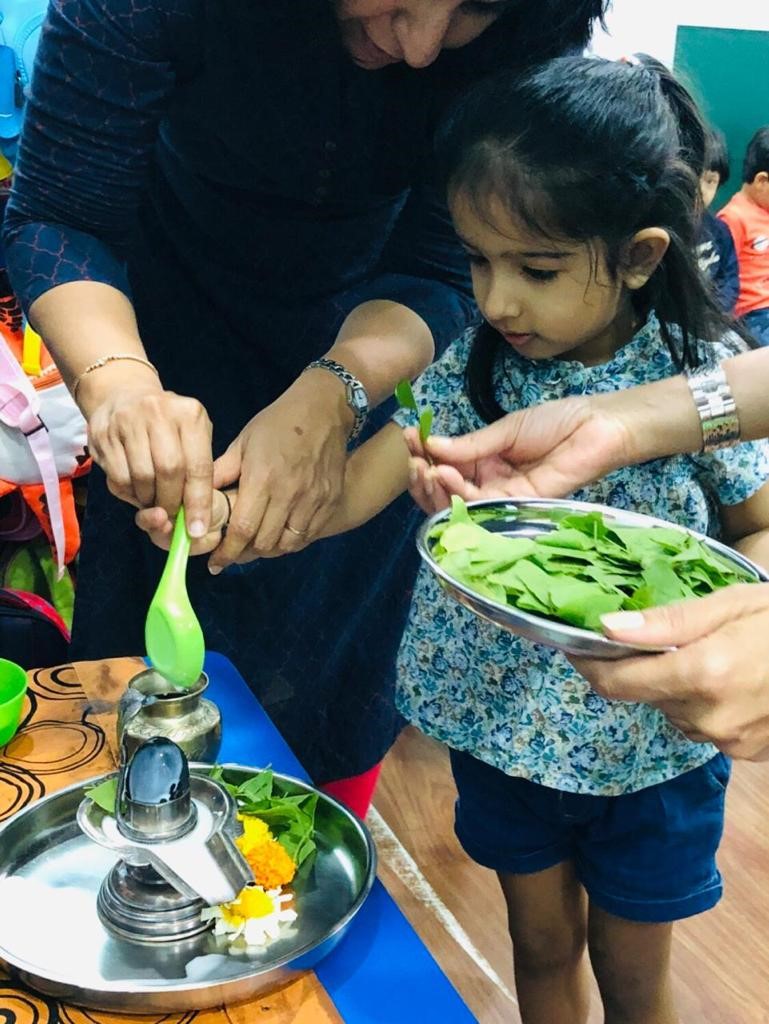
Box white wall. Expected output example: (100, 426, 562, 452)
(591, 2, 769, 67)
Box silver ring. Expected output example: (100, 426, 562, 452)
(285, 523, 308, 537)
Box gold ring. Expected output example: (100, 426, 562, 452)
(285, 523, 308, 537)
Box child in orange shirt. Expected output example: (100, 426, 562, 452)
(719, 126, 769, 346)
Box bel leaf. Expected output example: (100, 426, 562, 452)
(85, 777, 118, 815)
(419, 407, 434, 445)
(394, 379, 419, 414)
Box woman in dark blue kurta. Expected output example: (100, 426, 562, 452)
(3, 0, 606, 794)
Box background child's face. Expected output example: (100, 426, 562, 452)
(450, 192, 633, 365)
(746, 171, 769, 211)
(700, 170, 720, 209)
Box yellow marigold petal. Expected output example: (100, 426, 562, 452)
(236, 814, 273, 853)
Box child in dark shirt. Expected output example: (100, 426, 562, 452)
(698, 129, 739, 313)
(720, 126, 769, 347)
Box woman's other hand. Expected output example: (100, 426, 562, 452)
(572, 584, 769, 760)
(206, 371, 353, 572)
(423, 395, 635, 501)
(84, 364, 214, 537)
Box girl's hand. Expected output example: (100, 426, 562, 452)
(403, 427, 451, 513)
(85, 367, 214, 537)
(136, 490, 231, 556)
(423, 396, 634, 501)
(206, 372, 353, 572)
(572, 584, 769, 760)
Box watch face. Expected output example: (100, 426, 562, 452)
(349, 386, 369, 412)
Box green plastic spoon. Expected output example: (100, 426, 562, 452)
(144, 508, 205, 689)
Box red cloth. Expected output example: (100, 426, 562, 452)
(320, 762, 382, 820)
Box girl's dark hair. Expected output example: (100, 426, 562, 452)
(743, 126, 769, 183)
(435, 54, 748, 423)
(705, 128, 730, 185)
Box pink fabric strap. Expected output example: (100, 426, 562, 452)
(0, 337, 67, 576)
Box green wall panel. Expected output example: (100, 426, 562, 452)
(674, 25, 769, 207)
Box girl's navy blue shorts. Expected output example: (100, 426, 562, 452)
(450, 747, 730, 923)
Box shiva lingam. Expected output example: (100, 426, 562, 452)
(77, 736, 253, 944)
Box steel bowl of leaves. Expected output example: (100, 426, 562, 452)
(416, 497, 769, 660)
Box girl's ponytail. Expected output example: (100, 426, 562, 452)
(635, 54, 707, 178)
(629, 53, 753, 364)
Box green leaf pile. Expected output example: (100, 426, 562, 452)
(429, 498, 754, 632)
(395, 379, 433, 445)
(210, 766, 318, 869)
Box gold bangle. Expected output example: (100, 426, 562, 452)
(72, 354, 160, 403)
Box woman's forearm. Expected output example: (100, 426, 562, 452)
(324, 300, 435, 408)
(29, 280, 162, 416)
(724, 349, 769, 444)
(594, 348, 769, 466)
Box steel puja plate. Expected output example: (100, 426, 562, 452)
(0, 764, 376, 1012)
(417, 498, 769, 660)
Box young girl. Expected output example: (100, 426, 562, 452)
(141, 56, 769, 1023)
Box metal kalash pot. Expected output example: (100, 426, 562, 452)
(77, 737, 253, 943)
(117, 668, 221, 764)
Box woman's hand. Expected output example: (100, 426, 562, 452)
(423, 395, 636, 501)
(85, 368, 214, 536)
(572, 584, 769, 760)
(136, 489, 231, 556)
(206, 371, 354, 572)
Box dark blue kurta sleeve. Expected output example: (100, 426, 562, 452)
(333, 186, 478, 355)
(2, 0, 187, 310)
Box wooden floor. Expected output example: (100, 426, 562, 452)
(372, 726, 769, 1024)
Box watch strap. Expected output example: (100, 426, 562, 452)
(304, 358, 369, 441)
(685, 363, 740, 453)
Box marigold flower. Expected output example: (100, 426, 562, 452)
(245, 836, 297, 889)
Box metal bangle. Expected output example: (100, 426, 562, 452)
(684, 363, 741, 453)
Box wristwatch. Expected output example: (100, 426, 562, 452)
(304, 358, 369, 442)
(684, 363, 741, 453)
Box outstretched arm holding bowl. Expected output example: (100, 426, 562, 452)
(419, 348, 769, 502)
(414, 346, 769, 762)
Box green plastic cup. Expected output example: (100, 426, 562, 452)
(0, 658, 28, 748)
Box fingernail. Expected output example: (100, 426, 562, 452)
(408, 463, 417, 485)
(601, 611, 645, 631)
(208, 564, 223, 576)
(189, 519, 206, 538)
(428, 436, 450, 449)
